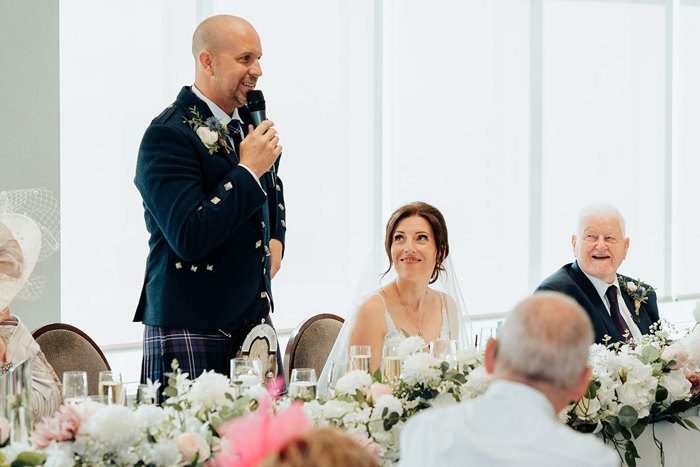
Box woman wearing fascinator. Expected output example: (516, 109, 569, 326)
(0, 189, 61, 421)
(319, 202, 471, 394)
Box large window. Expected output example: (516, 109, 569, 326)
(60, 0, 700, 367)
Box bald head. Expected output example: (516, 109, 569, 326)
(191, 15, 263, 114)
(192, 15, 256, 59)
(495, 292, 593, 389)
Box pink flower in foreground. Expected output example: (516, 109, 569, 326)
(176, 432, 211, 463)
(687, 374, 700, 394)
(368, 382, 393, 402)
(31, 405, 82, 449)
(0, 416, 9, 444)
(216, 398, 311, 467)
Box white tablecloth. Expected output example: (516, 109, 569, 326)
(633, 407, 700, 466)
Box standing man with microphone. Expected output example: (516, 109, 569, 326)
(134, 15, 286, 387)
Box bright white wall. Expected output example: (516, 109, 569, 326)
(57, 0, 700, 360)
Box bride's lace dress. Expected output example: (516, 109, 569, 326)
(377, 292, 451, 350)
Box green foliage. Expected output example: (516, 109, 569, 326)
(9, 452, 46, 467)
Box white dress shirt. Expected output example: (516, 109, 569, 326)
(190, 85, 265, 193)
(581, 269, 642, 340)
(400, 380, 618, 467)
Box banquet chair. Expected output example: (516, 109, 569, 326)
(284, 313, 344, 384)
(32, 323, 111, 396)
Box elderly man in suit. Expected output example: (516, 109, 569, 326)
(400, 292, 618, 466)
(536, 204, 659, 344)
(134, 15, 286, 385)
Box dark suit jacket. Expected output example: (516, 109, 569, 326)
(133, 86, 286, 330)
(536, 261, 659, 344)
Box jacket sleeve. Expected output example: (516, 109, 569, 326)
(135, 123, 267, 262)
(270, 172, 286, 254)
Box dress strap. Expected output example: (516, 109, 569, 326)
(377, 293, 400, 338)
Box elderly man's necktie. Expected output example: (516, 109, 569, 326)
(606, 285, 630, 339)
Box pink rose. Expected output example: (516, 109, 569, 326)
(368, 382, 393, 402)
(687, 374, 700, 394)
(0, 416, 9, 444)
(662, 342, 690, 369)
(176, 432, 211, 463)
(31, 405, 82, 449)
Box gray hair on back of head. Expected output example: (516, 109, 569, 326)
(496, 292, 594, 388)
(577, 203, 626, 237)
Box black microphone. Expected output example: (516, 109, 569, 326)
(246, 90, 266, 127)
(246, 90, 277, 184)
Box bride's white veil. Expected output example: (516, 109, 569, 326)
(318, 243, 472, 396)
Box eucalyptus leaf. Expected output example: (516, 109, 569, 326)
(373, 368, 382, 383)
(10, 452, 46, 467)
(630, 419, 646, 439)
(585, 380, 598, 399)
(684, 418, 699, 431)
(618, 405, 638, 427)
(641, 346, 660, 364)
(655, 386, 668, 403)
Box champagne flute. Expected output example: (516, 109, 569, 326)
(381, 344, 401, 382)
(289, 368, 317, 400)
(62, 371, 88, 405)
(348, 345, 372, 373)
(98, 371, 123, 405)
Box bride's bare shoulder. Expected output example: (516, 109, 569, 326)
(358, 293, 385, 318)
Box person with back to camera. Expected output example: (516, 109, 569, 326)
(400, 292, 618, 466)
(319, 202, 470, 393)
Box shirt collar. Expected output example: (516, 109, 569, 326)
(576, 260, 619, 300)
(190, 85, 241, 125)
(487, 380, 556, 417)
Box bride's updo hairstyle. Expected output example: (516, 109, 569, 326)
(384, 202, 449, 284)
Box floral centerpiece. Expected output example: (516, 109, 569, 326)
(565, 322, 700, 466)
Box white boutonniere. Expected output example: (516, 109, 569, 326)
(618, 276, 655, 316)
(184, 106, 232, 155)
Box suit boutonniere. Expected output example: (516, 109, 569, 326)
(618, 276, 655, 316)
(183, 106, 232, 155)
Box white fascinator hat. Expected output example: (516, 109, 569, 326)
(0, 189, 59, 311)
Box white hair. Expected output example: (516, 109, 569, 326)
(496, 292, 593, 388)
(577, 203, 626, 237)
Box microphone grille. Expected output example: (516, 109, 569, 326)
(246, 90, 265, 111)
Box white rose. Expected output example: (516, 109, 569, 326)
(660, 369, 692, 403)
(196, 126, 219, 146)
(398, 336, 427, 360)
(626, 281, 638, 293)
(175, 432, 211, 463)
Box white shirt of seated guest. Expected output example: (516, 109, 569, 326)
(581, 270, 642, 339)
(399, 380, 619, 467)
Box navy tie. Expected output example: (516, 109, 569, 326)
(606, 285, 630, 339)
(227, 119, 244, 157)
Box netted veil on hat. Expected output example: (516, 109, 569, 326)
(0, 188, 59, 310)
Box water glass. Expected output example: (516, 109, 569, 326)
(348, 345, 372, 373)
(62, 371, 88, 405)
(478, 327, 497, 352)
(430, 339, 458, 367)
(381, 344, 401, 381)
(289, 368, 317, 400)
(98, 371, 123, 405)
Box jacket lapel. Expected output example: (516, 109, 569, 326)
(618, 275, 650, 333)
(571, 261, 621, 341)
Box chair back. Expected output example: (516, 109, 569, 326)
(32, 323, 111, 396)
(284, 313, 344, 383)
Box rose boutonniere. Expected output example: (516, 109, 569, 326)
(184, 106, 232, 155)
(618, 277, 655, 316)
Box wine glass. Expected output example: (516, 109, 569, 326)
(289, 368, 317, 400)
(348, 345, 372, 373)
(430, 339, 458, 367)
(98, 371, 123, 405)
(62, 371, 88, 405)
(381, 344, 401, 381)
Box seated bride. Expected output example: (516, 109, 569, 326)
(319, 202, 470, 393)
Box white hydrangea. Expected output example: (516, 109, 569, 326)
(401, 353, 441, 386)
(185, 370, 235, 409)
(134, 404, 168, 435)
(660, 369, 692, 403)
(43, 441, 75, 467)
(244, 384, 269, 402)
(616, 354, 657, 418)
(681, 328, 700, 367)
(456, 347, 482, 371)
(464, 366, 491, 396)
(303, 399, 323, 423)
(372, 395, 403, 419)
(398, 336, 427, 360)
(321, 399, 357, 420)
(77, 405, 143, 453)
(335, 370, 372, 395)
(343, 406, 372, 428)
(141, 439, 181, 466)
